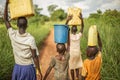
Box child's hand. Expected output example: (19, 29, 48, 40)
(37, 68, 42, 80)
(39, 71, 43, 80)
(79, 13, 83, 19)
(67, 15, 73, 21)
(6, 0, 9, 4)
(65, 15, 73, 25)
(37, 72, 42, 80)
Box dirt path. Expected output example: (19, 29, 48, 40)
(38, 29, 56, 80)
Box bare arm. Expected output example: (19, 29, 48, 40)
(31, 49, 42, 80)
(4, 0, 11, 29)
(80, 13, 84, 33)
(65, 15, 72, 25)
(97, 32, 102, 51)
(43, 66, 53, 80)
(67, 28, 70, 52)
(66, 16, 72, 52)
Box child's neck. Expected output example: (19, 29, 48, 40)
(59, 53, 64, 57)
(19, 28, 26, 34)
(88, 56, 95, 60)
(56, 53, 65, 61)
(72, 32, 76, 35)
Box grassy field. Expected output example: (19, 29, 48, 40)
(0, 18, 120, 80)
(81, 18, 120, 80)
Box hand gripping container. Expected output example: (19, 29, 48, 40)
(9, 0, 34, 19)
(67, 7, 82, 26)
(54, 24, 69, 43)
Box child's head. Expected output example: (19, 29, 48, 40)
(17, 17, 28, 29)
(56, 43, 66, 55)
(86, 46, 98, 58)
(71, 25, 77, 33)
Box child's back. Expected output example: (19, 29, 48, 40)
(43, 43, 70, 80)
(82, 51, 102, 80)
(50, 52, 70, 80)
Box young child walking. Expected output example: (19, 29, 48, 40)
(66, 13, 84, 80)
(43, 43, 70, 80)
(81, 28, 102, 80)
(4, 0, 42, 80)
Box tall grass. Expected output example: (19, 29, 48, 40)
(0, 25, 13, 80)
(80, 18, 120, 80)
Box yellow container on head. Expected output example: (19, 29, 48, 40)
(9, 0, 34, 19)
(67, 7, 82, 26)
(88, 25, 98, 46)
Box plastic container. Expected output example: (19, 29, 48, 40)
(67, 7, 81, 26)
(9, 0, 34, 19)
(88, 25, 98, 46)
(54, 24, 69, 43)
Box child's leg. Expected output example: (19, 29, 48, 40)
(78, 67, 83, 80)
(70, 69, 75, 80)
(75, 68, 79, 79)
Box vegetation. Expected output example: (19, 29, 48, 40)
(51, 9, 67, 21)
(81, 9, 120, 80)
(48, 4, 58, 14)
(0, 3, 120, 80)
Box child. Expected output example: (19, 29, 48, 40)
(81, 31, 102, 80)
(4, 0, 42, 80)
(66, 13, 84, 80)
(43, 43, 70, 80)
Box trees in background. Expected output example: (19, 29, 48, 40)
(88, 9, 120, 27)
(29, 4, 50, 25)
(0, 6, 4, 24)
(48, 4, 67, 21)
(48, 4, 58, 15)
(51, 8, 67, 21)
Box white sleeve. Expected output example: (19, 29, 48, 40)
(78, 32, 82, 37)
(36, 47, 39, 55)
(30, 37, 39, 55)
(30, 37, 37, 49)
(7, 28, 15, 39)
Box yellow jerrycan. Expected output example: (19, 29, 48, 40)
(67, 7, 82, 26)
(88, 25, 98, 46)
(9, 0, 34, 19)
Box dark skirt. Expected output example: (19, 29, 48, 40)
(12, 64, 36, 80)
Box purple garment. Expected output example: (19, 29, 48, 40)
(12, 64, 36, 80)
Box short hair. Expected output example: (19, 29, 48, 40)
(17, 17, 27, 28)
(86, 46, 98, 58)
(71, 26, 78, 33)
(56, 43, 66, 54)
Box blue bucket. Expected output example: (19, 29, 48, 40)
(54, 24, 69, 43)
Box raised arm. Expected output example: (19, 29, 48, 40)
(66, 15, 72, 52)
(31, 49, 42, 80)
(97, 31, 102, 51)
(4, 0, 11, 29)
(65, 15, 72, 25)
(80, 13, 84, 33)
(67, 28, 70, 52)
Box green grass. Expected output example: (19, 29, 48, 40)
(0, 18, 120, 80)
(80, 18, 120, 80)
